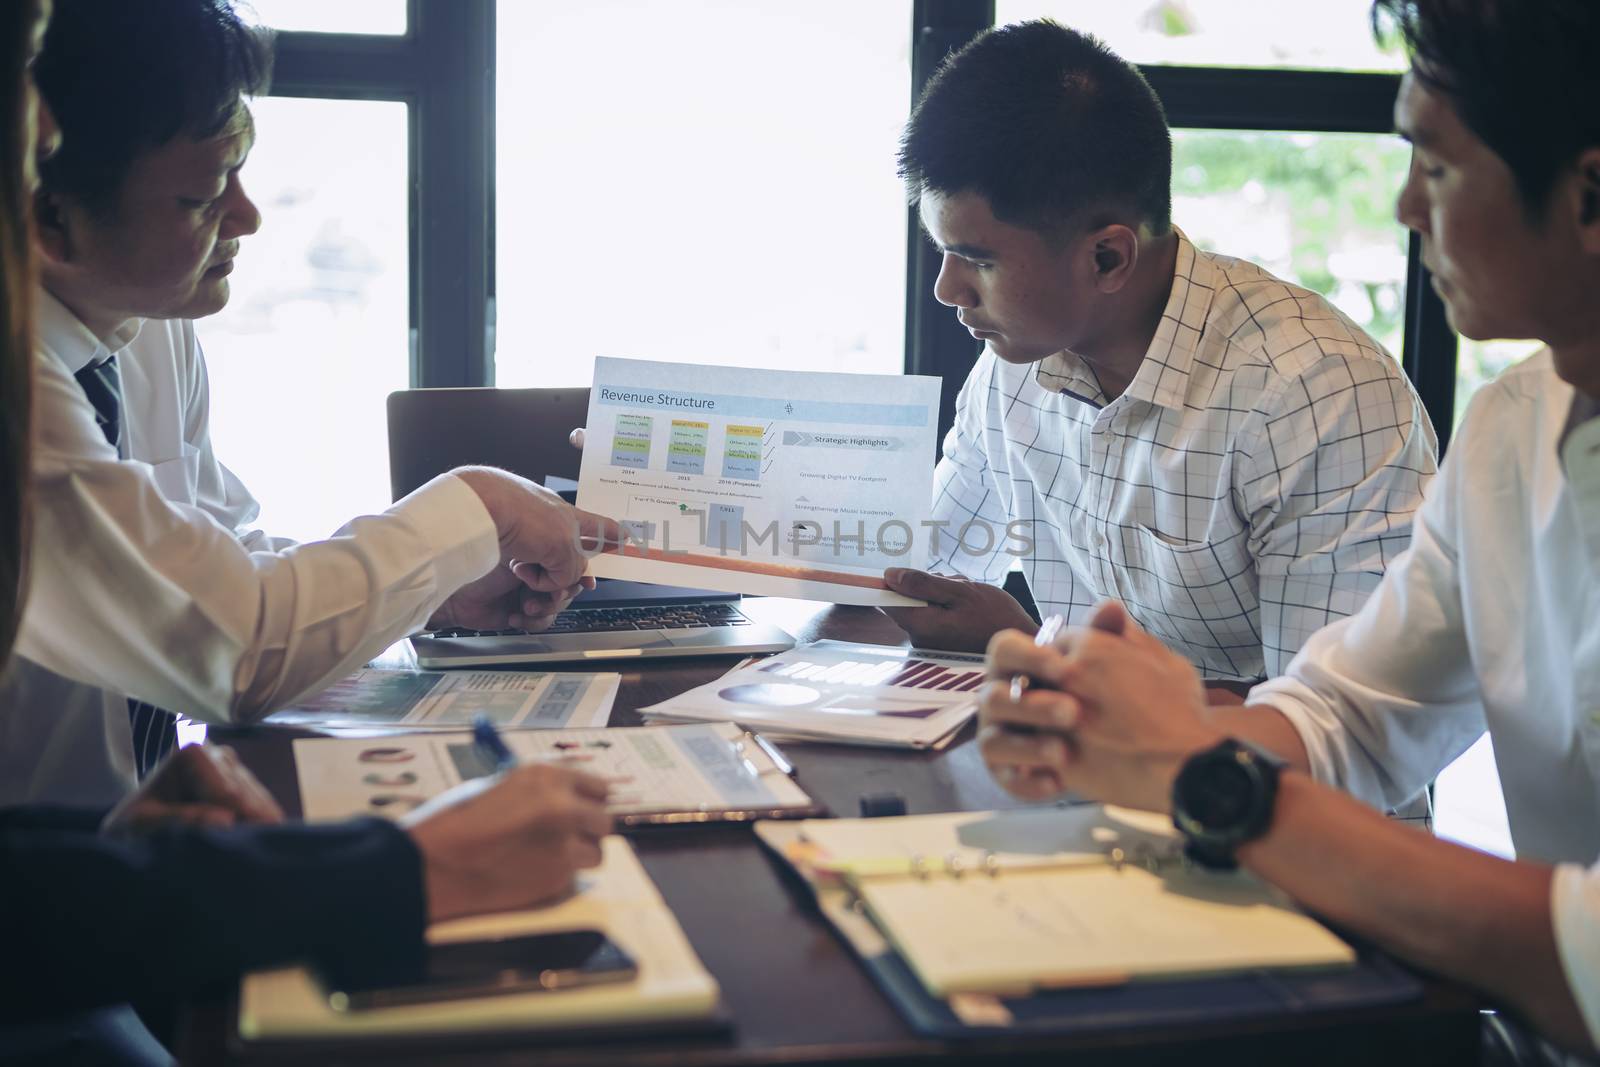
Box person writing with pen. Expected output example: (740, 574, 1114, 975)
(0, 8, 611, 1061)
(979, 0, 1600, 1060)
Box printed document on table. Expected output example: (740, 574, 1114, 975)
(640, 641, 981, 749)
(578, 358, 941, 606)
(265, 669, 618, 730)
(293, 721, 813, 822)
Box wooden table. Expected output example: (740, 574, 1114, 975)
(179, 600, 1482, 1066)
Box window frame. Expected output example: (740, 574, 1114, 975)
(266, 0, 1457, 449)
(269, 0, 495, 388)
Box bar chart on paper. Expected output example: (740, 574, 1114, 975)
(757, 652, 987, 693)
(641, 641, 985, 747)
(577, 357, 941, 605)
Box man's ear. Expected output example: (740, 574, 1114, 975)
(32, 188, 71, 266)
(1574, 148, 1600, 256)
(1087, 224, 1138, 294)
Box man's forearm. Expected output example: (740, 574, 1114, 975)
(1204, 701, 1312, 772)
(1238, 773, 1588, 1052)
(1204, 681, 1249, 706)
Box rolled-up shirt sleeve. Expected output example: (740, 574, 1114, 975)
(17, 346, 501, 723)
(1553, 863, 1600, 1048)
(1245, 434, 1485, 811)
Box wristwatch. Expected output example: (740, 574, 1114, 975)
(1171, 738, 1285, 870)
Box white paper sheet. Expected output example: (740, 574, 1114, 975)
(641, 640, 981, 749)
(293, 722, 813, 822)
(265, 669, 619, 730)
(577, 358, 940, 606)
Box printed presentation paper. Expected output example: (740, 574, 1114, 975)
(578, 358, 941, 606)
(266, 669, 619, 731)
(641, 640, 981, 749)
(293, 721, 813, 822)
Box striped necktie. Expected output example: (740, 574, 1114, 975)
(74, 353, 125, 457)
(73, 355, 179, 778)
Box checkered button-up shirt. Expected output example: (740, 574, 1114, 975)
(929, 230, 1438, 681)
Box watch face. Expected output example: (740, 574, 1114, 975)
(1185, 757, 1254, 828)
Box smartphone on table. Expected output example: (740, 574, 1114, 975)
(319, 928, 638, 1012)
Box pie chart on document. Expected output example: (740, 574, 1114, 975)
(716, 683, 821, 708)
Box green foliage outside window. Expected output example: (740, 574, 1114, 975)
(1171, 132, 1535, 428)
(1171, 131, 1410, 358)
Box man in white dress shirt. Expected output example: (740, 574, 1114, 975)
(2, 0, 616, 804)
(980, 0, 1600, 1058)
(880, 22, 1438, 701)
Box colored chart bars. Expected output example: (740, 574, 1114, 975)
(610, 413, 653, 468)
(667, 419, 709, 474)
(720, 424, 763, 481)
(759, 654, 986, 693)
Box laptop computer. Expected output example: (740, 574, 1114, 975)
(388, 387, 796, 667)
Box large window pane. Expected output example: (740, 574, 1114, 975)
(199, 97, 410, 542)
(494, 0, 911, 388)
(1172, 130, 1410, 357)
(994, 0, 1402, 72)
(1434, 735, 1513, 858)
(244, 0, 406, 36)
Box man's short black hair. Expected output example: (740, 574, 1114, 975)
(1374, 0, 1600, 215)
(36, 0, 272, 211)
(898, 20, 1172, 238)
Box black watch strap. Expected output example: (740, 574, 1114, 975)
(1182, 837, 1241, 871)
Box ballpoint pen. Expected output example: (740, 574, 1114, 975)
(746, 730, 794, 777)
(471, 714, 518, 773)
(1009, 613, 1064, 703)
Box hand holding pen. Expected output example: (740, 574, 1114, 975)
(997, 602, 1129, 727)
(978, 605, 1112, 798)
(977, 602, 1128, 796)
(392, 716, 613, 921)
(472, 714, 519, 773)
(1007, 613, 1065, 706)
(472, 714, 639, 805)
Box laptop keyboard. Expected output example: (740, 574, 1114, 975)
(427, 601, 753, 639)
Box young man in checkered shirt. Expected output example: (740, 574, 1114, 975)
(881, 21, 1436, 702)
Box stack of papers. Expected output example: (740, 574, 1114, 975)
(266, 669, 619, 731)
(641, 640, 982, 749)
(239, 837, 720, 1041)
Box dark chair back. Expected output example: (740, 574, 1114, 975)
(385, 387, 588, 501)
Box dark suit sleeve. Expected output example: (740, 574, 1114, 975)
(0, 810, 427, 1021)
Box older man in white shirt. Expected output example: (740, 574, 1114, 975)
(978, 0, 1600, 1058)
(3, 0, 614, 805)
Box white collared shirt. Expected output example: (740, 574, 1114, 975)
(1250, 350, 1600, 1044)
(2, 291, 499, 805)
(930, 230, 1437, 681)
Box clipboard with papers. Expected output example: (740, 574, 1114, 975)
(292, 722, 825, 827)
